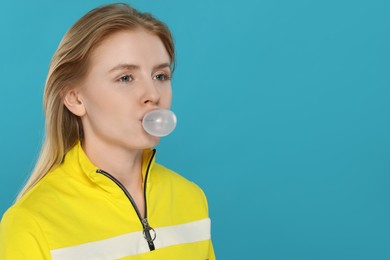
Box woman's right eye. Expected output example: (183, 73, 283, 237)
(119, 75, 133, 83)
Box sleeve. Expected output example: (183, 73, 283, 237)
(0, 207, 51, 259)
(209, 240, 216, 260)
(199, 188, 216, 260)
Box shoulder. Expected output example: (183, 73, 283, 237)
(1, 206, 39, 231)
(153, 163, 205, 193)
(1, 205, 46, 245)
(151, 163, 210, 212)
(10, 164, 77, 220)
(0, 204, 51, 258)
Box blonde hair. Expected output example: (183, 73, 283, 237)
(17, 3, 175, 200)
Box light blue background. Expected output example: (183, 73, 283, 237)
(1, 0, 389, 259)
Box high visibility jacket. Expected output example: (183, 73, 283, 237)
(0, 143, 215, 259)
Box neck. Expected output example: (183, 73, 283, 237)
(81, 139, 144, 188)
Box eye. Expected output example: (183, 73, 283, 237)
(153, 73, 171, 81)
(119, 74, 133, 83)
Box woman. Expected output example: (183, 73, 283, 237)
(0, 3, 215, 259)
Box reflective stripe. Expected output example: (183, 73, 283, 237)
(50, 218, 211, 260)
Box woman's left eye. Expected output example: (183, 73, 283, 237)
(119, 75, 133, 83)
(153, 73, 171, 81)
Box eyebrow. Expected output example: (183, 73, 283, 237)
(108, 63, 171, 73)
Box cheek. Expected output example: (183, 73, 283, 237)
(160, 87, 172, 108)
(82, 89, 124, 117)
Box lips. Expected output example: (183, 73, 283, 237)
(140, 108, 159, 121)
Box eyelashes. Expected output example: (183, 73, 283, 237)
(117, 72, 171, 84)
(119, 75, 133, 83)
(153, 73, 171, 81)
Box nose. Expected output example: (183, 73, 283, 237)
(141, 78, 160, 105)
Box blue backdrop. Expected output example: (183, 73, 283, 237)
(1, 0, 389, 259)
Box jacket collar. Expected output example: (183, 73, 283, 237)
(64, 141, 156, 195)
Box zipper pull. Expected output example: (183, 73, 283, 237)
(141, 218, 156, 250)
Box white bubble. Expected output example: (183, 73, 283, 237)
(142, 109, 177, 137)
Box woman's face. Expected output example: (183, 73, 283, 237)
(74, 29, 172, 150)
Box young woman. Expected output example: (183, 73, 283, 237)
(0, 3, 215, 259)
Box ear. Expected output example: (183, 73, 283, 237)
(63, 88, 86, 117)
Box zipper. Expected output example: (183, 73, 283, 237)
(96, 149, 157, 251)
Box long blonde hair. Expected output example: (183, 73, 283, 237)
(17, 3, 175, 200)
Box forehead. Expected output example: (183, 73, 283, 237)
(89, 29, 170, 70)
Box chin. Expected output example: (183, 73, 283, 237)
(137, 135, 160, 149)
(147, 136, 161, 148)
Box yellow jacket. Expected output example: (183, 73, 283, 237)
(0, 143, 215, 259)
